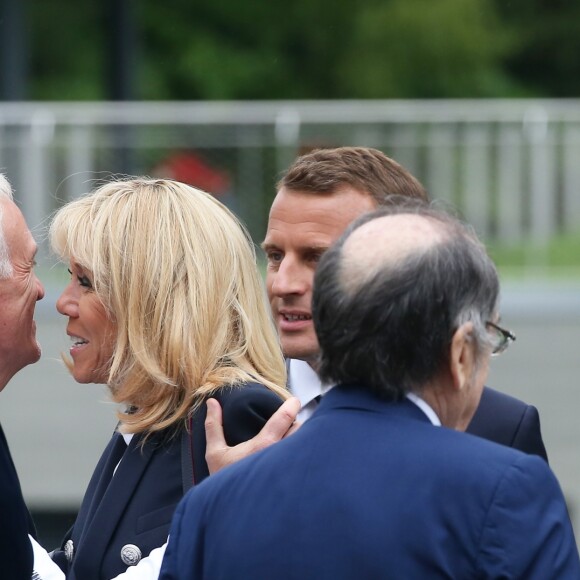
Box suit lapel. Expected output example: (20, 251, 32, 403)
(73, 432, 127, 547)
(72, 432, 156, 579)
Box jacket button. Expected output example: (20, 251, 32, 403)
(120, 544, 142, 566)
(64, 539, 74, 563)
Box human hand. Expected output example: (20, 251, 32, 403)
(205, 396, 301, 474)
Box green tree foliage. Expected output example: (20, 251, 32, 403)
(29, 0, 105, 100)
(139, 0, 354, 99)
(339, 0, 516, 97)
(136, 0, 518, 99)
(23, 0, 580, 100)
(495, 0, 580, 97)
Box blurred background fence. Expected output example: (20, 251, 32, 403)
(0, 0, 579, 553)
(3, 99, 580, 256)
(0, 99, 579, 547)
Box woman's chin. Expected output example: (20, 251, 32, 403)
(72, 369, 107, 385)
(72, 370, 92, 384)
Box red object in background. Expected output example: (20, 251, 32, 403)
(153, 152, 231, 196)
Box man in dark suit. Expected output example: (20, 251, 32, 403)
(205, 146, 547, 473)
(0, 425, 34, 580)
(0, 175, 46, 579)
(162, 200, 578, 579)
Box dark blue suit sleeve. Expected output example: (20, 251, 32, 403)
(0, 424, 33, 580)
(511, 404, 547, 460)
(221, 384, 285, 445)
(160, 484, 211, 579)
(476, 454, 580, 578)
(162, 385, 284, 578)
(158, 501, 182, 580)
(190, 383, 284, 484)
(467, 386, 548, 462)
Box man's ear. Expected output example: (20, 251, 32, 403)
(449, 322, 476, 392)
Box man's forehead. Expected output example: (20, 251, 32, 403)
(262, 221, 335, 251)
(270, 185, 374, 212)
(265, 186, 375, 245)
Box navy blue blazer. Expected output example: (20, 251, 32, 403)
(160, 385, 579, 580)
(467, 386, 548, 461)
(0, 423, 33, 580)
(54, 382, 283, 580)
(286, 357, 547, 461)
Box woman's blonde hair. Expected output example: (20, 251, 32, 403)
(50, 178, 288, 434)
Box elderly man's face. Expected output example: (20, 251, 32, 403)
(447, 321, 492, 431)
(0, 200, 45, 388)
(458, 355, 490, 430)
(263, 186, 375, 364)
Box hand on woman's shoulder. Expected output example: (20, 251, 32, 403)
(220, 382, 285, 445)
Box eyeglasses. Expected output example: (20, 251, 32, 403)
(486, 321, 516, 356)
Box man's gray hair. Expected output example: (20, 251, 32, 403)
(313, 199, 500, 400)
(0, 174, 14, 278)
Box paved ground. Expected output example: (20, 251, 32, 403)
(1, 282, 579, 541)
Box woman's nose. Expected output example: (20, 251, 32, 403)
(56, 282, 79, 317)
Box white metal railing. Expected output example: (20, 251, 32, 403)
(1, 99, 579, 257)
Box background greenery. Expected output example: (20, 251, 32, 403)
(23, 0, 580, 101)
(14, 0, 580, 275)
(487, 232, 580, 279)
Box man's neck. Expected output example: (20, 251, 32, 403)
(418, 385, 463, 430)
(307, 362, 319, 374)
(302, 356, 320, 373)
(406, 392, 441, 426)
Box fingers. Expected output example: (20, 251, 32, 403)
(256, 397, 301, 444)
(204, 396, 302, 475)
(205, 398, 227, 453)
(284, 419, 302, 438)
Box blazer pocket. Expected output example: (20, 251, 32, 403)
(136, 503, 178, 534)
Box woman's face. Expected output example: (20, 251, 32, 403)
(56, 260, 117, 384)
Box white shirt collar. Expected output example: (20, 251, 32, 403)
(406, 392, 441, 426)
(122, 432, 134, 446)
(287, 359, 441, 428)
(287, 359, 332, 406)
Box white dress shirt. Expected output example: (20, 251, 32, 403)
(287, 359, 333, 422)
(30, 536, 65, 580)
(405, 392, 441, 426)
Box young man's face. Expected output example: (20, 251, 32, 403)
(263, 186, 375, 365)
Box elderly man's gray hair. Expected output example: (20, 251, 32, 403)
(313, 201, 500, 400)
(0, 174, 15, 278)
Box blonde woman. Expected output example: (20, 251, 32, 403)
(48, 178, 289, 580)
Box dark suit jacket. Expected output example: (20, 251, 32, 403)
(0, 423, 33, 580)
(55, 382, 283, 580)
(287, 358, 548, 461)
(160, 385, 579, 580)
(467, 386, 548, 461)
